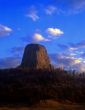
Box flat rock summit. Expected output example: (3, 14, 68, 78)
(20, 44, 51, 69)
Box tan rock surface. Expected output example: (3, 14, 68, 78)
(21, 44, 51, 69)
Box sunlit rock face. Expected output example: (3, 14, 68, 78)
(20, 44, 51, 69)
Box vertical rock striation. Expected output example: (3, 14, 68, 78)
(20, 44, 51, 69)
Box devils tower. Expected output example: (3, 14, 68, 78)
(20, 44, 51, 69)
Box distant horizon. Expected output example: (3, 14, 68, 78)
(0, 0, 85, 72)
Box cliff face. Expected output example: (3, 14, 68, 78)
(20, 44, 51, 69)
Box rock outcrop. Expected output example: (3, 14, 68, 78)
(20, 44, 51, 69)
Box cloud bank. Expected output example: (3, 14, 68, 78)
(0, 56, 21, 69)
(50, 52, 85, 72)
(50, 40, 85, 72)
(58, 41, 85, 51)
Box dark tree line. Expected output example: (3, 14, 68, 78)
(0, 68, 85, 105)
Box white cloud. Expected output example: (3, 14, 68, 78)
(26, 6, 39, 21)
(71, 0, 85, 11)
(69, 47, 78, 51)
(0, 24, 12, 37)
(45, 5, 56, 15)
(45, 0, 85, 15)
(33, 33, 49, 42)
(47, 28, 64, 37)
(32, 28, 64, 42)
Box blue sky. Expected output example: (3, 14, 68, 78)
(0, 0, 85, 72)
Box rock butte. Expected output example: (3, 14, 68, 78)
(20, 44, 51, 69)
